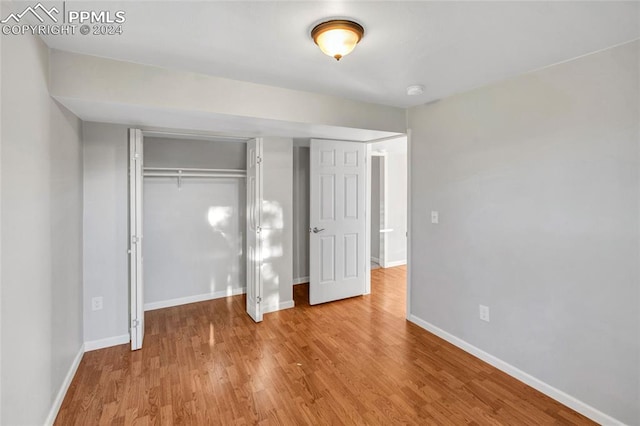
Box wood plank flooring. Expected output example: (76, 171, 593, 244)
(56, 266, 594, 425)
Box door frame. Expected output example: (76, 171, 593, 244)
(406, 129, 412, 320)
(365, 144, 372, 294)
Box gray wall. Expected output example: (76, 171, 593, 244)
(262, 138, 294, 311)
(408, 41, 639, 424)
(370, 157, 381, 261)
(143, 139, 246, 307)
(1, 26, 83, 424)
(292, 145, 310, 282)
(82, 122, 130, 343)
(0, 26, 3, 424)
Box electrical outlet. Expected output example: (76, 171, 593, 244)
(431, 211, 439, 224)
(479, 305, 490, 322)
(92, 296, 103, 311)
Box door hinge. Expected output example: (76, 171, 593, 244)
(257, 297, 262, 303)
(256, 156, 262, 164)
(132, 319, 139, 328)
(131, 236, 140, 244)
(257, 226, 262, 234)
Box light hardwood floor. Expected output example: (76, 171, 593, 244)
(56, 266, 594, 425)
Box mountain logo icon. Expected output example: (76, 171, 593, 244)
(1, 3, 59, 24)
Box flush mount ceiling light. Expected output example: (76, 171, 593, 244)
(311, 20, 364, 61)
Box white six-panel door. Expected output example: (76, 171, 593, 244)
(246, 138, 263, 322)
(129, 129, 145, 350)
(310, 139, 366, 305)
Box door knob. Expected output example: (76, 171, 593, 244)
(312, 227, 325, 233)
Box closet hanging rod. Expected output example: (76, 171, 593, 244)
(144, 173, 246, 179)
(143, 167, 246, 174)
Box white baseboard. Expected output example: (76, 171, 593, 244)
(144, 287, 246, 311)
(45, 344, 85, 425)
(384, 259, 407, 268)
(407, 314, 624, 426)
(293, 276, 309, 285)
(371, 257, 381, 264)
(84, 334, 130, 352)
(280, 300, 295, 310)
(263, 300, 295, 314)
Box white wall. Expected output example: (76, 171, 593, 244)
(143, 139, 247, 308)
(144, 137, 246, 169)
(82, 122, 130, 344)
(370, 137, 408, 266)
(1, 26, 83, 424)
(408, 41, 639, 424)
(292, 144, 310, 283)
(262, 138, 294, 312)
(144, 179, 246, 307)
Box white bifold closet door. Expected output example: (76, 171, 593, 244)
(129, 129, 145, 350)
(246, 138, 263, 322)
(309, 139, 367, 305)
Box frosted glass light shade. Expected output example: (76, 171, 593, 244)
(311, 20, 364, 61)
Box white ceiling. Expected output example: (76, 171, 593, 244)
(41, 1, 639, 108)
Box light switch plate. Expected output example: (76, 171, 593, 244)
(92, 296, 103, 311)
(431, 211, 439, 224)
(479, 305, 490, 322)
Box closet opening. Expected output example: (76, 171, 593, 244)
(128, 129, 252, 350)
(142, 134, 248, 312)
(129, 131, 294, 350)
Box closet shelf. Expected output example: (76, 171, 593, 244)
(143, 167, 246, 188)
